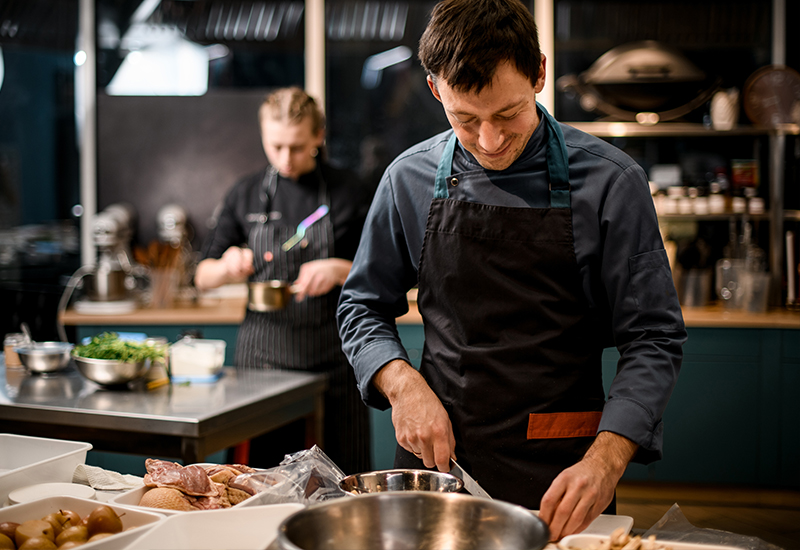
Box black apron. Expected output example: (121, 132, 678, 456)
(395, 105, 606, 509)
(236, 166, 371, 474)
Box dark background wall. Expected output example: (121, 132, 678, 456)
(97, 91, 268, 251)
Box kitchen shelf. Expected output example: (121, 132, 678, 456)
(564, 122, 800, 138)
(657, 213, 771, 222)
(657, 211, 800, 221)
(569, 120, 799, 307)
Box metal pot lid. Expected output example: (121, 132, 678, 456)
(582, 40, 706, 84)
(557, 40, 720, 123)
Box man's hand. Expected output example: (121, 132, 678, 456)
(538, 431, 638, 541)
(292, 258, 352, 301)
(374, 360, 456, 472)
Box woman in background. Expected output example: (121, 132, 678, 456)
(195, 87, 374, 474)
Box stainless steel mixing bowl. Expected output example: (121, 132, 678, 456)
(339, 469, 463, 495)
(14, 342, 74, 374)
(72, 354, 150, 386)
(276, 492, 549, 550)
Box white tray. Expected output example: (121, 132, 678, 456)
(559, 533, 746, 550)
(121, 503, 303, 550)
(110, 479, 299, 515)
(0, 495, 163, 550)
(0, 434, 92, 506)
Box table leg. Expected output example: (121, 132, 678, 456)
(304, 393, 324, 449)
(181, 438, 204, 465)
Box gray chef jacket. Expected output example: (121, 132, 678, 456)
(337, 110, 686, 463)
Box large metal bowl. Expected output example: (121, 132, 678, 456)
(276, 492, 549, 550)
(339, 469, 463, 495)
(14, 342, 74, 374)
(72, 354, 150, 386)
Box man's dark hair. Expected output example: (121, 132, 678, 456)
(418, 0, 541, 93)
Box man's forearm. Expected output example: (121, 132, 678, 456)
(583, 431, 638, 479)
(373, 359, 425, 403)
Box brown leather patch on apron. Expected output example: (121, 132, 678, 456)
(527, 411, 602, 439)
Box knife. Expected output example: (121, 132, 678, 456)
(449, 459, 493, 499)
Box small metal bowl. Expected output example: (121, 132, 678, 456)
(72, 354, 150, 386)
(339, 469, 464, 495)
(14, 342, 74, 374)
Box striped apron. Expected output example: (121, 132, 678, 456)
(236, 166, 371, 475)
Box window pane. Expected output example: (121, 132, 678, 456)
(0, 0, 81, 341)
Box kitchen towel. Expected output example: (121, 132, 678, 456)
(72, 464, 144, 491)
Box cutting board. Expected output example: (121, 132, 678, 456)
(532, 510, 634, 537)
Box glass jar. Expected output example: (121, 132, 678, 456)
(3, 333, 26, 368)
(144, 336, 170, 382)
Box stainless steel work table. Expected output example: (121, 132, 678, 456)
(0, 361, 327, 465)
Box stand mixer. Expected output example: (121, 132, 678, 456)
(57, 204, 140, 340)
(85, 203, 137, 302)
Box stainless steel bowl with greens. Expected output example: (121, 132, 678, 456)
(71, 332, 166, 386)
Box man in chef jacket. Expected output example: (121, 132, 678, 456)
(337, 0, 686, 540)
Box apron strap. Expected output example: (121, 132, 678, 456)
(433, 103, 571, 207)
(434, 134, 458, 200)
(538, 103, 571, 209)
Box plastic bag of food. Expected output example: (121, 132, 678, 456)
(643, 503, 782, 550)
(229, 445, 348, 505)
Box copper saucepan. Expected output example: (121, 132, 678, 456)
(248, 280, 299, 311)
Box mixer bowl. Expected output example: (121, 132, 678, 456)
(276, 492, 549, 550)
(14, 342, 74, 374)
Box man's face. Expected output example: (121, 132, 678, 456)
(428, 60, 546, 171)
(261, 117, 324, 181)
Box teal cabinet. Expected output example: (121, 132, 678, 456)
(379, 324, 800, 488)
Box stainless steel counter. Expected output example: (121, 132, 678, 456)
(0, 360, 326, 465)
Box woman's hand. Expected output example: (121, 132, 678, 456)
(291, 258, 352, 300)
(221, 246, 255, 281)
(195, 246, 254, 290)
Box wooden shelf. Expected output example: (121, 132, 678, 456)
(565, 121, 800, 137)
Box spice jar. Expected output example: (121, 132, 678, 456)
(3, 333, 26, 368)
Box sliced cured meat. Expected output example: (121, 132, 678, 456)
(144, 462, 217, 497)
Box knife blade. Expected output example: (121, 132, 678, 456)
(449, 459, 493, 499)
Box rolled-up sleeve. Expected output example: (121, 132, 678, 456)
(337, 171, 423, 410)
(595, 163, 686, 464)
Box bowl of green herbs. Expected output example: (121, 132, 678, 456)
(71, 332, 166, 386)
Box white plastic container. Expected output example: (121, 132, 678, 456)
(8, 481, 96, 505)
(110, 481, 296, 515)
(121, 503, 302, 550)
(558, 533, 745, 550)
(0, 495, 163, 550)
(0, 434, 92, 505)
(169, 338, 226, 380)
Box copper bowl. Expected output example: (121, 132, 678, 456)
(248, 281, 297, 312)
